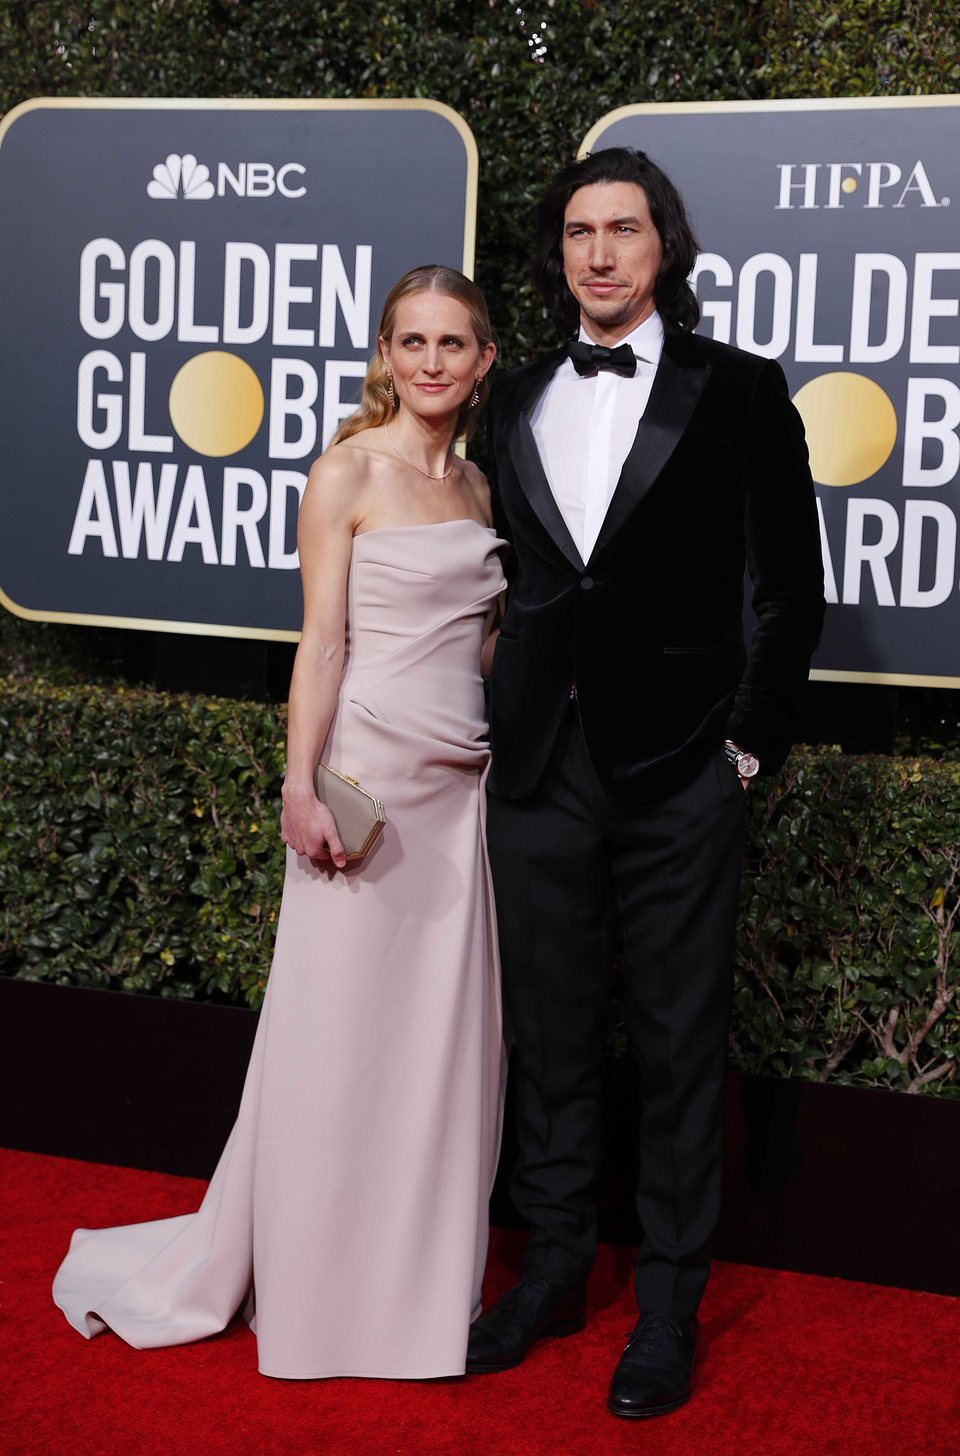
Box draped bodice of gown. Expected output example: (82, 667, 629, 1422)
(53, 518, 508, 1381)
(327, 519, 505, 788)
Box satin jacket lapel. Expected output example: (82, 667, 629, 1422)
(589, 334, 712, 562)
(505, 350, 585, 572)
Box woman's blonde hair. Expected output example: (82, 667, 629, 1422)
(330, 264, 495, 447)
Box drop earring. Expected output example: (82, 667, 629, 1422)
(469, 376, 482, 409)
(387, 374, 395, 409)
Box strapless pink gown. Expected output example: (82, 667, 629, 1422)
(53, 520, 507, 1379)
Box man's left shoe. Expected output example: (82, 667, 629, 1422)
(607, 1312, 697, 1419)
(465, 1277, 586, 1373)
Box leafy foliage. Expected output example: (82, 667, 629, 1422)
(2, 678, 957, 1094)
(752, 0, 960, 96)
(0, 677, 286, 1007)
(736, 749, 959, 1097)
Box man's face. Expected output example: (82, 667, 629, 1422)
(561, 181, 663, 345)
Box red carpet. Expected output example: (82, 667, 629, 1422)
(4, 1148, 958, 1456)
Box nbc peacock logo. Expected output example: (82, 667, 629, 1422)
(145, 152, 307, 200)
(147, 153, 215, 200)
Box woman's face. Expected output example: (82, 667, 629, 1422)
(380, 291, 495, 424)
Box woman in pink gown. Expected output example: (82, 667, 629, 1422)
(53, 266, 506, 1380)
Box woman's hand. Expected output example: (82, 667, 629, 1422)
(280, 787, 348, 870)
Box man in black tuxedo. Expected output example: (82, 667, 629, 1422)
(467, 148, 824, 1417)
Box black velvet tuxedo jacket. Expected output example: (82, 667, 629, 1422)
(486, 328, 826, 805)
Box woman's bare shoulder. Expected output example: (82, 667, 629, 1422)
(309, 431, 383, 479)
(303, 434, 383, 522)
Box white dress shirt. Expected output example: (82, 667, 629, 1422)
(530, 310, 664, 563)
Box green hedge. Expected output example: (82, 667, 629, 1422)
(2, 676, 957, 1096)
(0, 677, 286, 1007)
(734, 749, 959, 1095)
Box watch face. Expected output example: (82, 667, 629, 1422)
(738, 753, 760, 778)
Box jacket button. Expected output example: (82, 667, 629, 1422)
(580, 575, 594, 590)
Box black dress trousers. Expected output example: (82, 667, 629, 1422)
(486, 713, 748, 1320)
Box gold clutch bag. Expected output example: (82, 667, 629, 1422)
(313, 763, 386, 861)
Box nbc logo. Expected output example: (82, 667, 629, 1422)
(146, 154, 307, 200)
(147, 153, 215, 200)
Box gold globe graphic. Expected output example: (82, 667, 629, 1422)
(168, 351, 264, 457)
(791, 372, 897, 487)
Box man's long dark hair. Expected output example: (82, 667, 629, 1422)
(532, 147, 701, 335)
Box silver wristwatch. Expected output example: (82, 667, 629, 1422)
(723, 741, 760, 778)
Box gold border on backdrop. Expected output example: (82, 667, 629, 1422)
(0, 96, 479, 642)
(580, 93, 960, 158)
(810, 668, 960, 689)
(580, 94, 960, 689)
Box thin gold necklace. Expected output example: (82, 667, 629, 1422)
(382, 422, 455, 480)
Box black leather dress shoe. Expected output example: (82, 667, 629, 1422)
(465, 1277, 586, 1373)
(607, 1312, 697, 1418)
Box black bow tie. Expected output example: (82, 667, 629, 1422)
(566, 339, 637, 378)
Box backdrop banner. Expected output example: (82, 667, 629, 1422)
(0, 98, 477, 640)
(584, 97, 960, 687)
